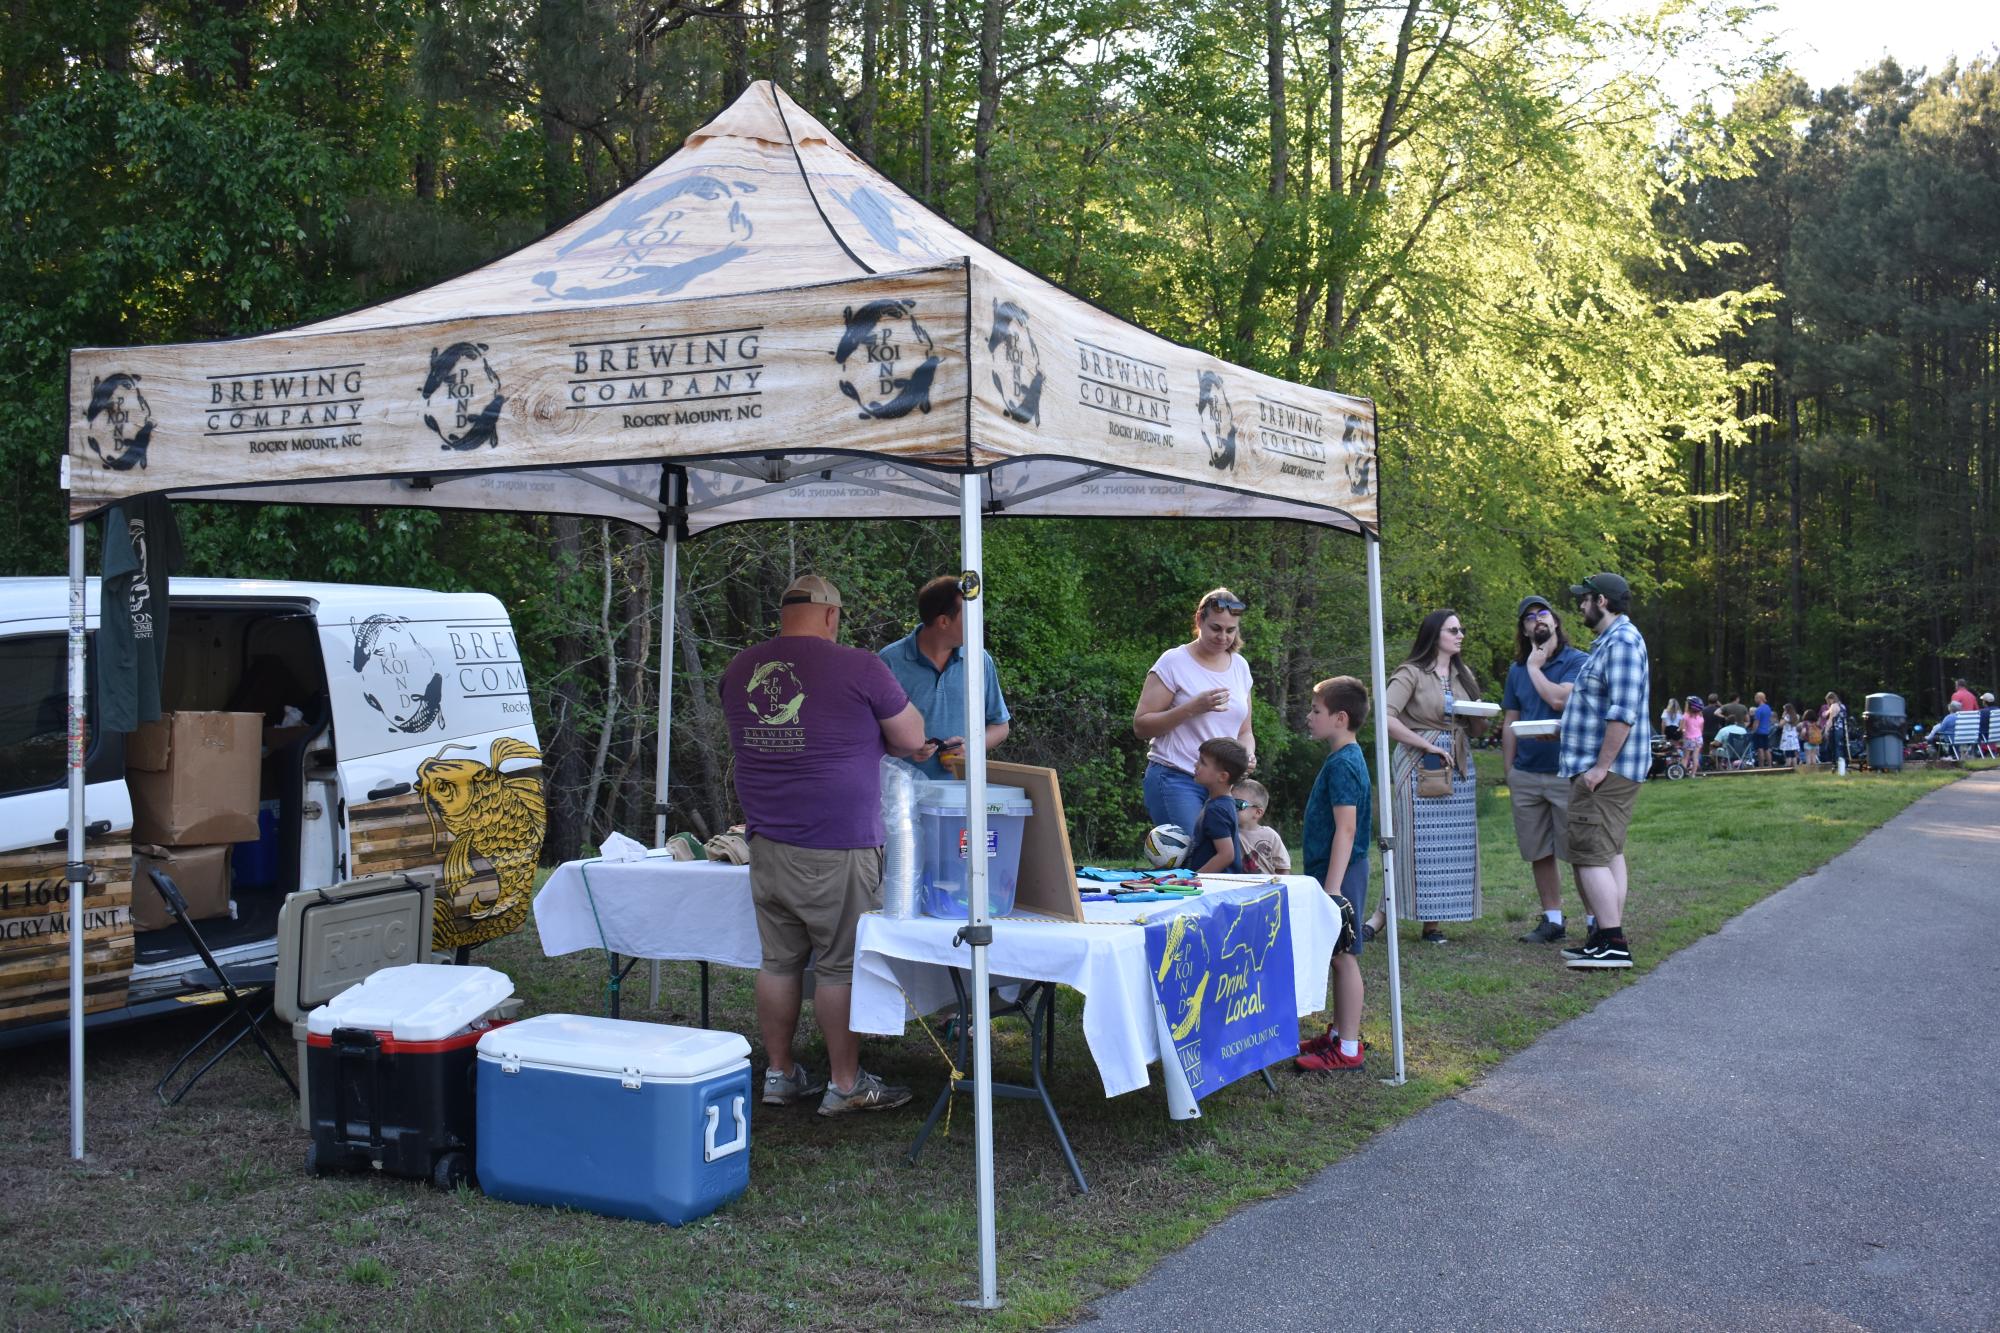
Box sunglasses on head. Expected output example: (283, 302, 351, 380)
(1205, 595, 1246, 613)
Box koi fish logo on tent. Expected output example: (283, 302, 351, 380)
(421, 343, 506, 452)
(988, 300, 1044, 426)
(532, 173, 758, 301)
(1197, 371, 1240, 472)
(85, 373, 154, 471)
(833, 299, 939, 419)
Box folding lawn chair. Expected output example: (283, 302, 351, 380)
(1718, 732, 1754, 769)
(148, 869, 300, 1108)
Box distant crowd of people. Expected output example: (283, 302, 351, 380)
(1659, 690, 1856, 773)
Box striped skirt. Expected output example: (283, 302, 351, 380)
(1390, 734, 1482, 923)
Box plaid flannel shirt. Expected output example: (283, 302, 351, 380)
(1559, 615, 1654, 782)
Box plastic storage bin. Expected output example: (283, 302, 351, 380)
(476, 1014, 752, 1225)
(304, 964, 516, 1188)
(916, 781, 1035, 919)
(233, 799, 281, 890)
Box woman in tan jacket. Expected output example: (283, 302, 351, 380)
(1363, 608, 1484, 944)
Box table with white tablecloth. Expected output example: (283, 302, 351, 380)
(533, 854, 759, 1019)
(851, 874, 1340, 1099)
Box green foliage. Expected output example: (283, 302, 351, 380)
(0, 0, 1797, 856)
(1660, 57, 2000, 714)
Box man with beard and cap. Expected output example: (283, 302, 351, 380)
(1557, 572, 1653, 971)
(1501, 595, 1592, 944)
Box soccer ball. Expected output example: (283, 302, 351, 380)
(1142, 824, 1191, 868)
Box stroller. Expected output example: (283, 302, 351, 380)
(1648, 735, 1689, 780)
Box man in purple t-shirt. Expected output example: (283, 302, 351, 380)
(723, 574, 926, 1117)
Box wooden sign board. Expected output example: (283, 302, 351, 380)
(985, 761, 1084, 923)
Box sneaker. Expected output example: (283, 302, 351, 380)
(1559, 930, 1601, 962)
(1297, 1041, 1367, 1073)
(762, 1062, 827, 1107)
(817, 1068, 914, 1117)
(1298, 1025, 1338, 1058)
(1359, 921, 1378, 944)
(1519, 918, 1568, 944)
(1565, 936, 1633, 970)
(1420, 927, 1450, 944)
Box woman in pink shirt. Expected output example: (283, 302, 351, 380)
(1133, 588, 1257, 840)
(1680, 695, 1704, 774)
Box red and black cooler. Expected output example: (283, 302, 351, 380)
(305, 964, 515, 1189)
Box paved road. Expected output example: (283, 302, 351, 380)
(1084, 771, 2000, 1332)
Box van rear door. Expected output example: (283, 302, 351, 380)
(319, 591, 544, 953)
(0, 611, 138, 1031)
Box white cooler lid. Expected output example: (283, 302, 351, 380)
(916, 781, 1033, 816)
(477, 1013, 751, 1080)
(305, 963, 514, 1040)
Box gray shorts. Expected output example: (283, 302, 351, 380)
(1508, 767, 1572, 863)
(747, 836, 883, 986)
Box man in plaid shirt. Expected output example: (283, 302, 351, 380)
(1557, 572, 1652, 970)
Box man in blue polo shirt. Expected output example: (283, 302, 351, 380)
(879, 576, 1012, 779)
(1502, 594, 1592, 944)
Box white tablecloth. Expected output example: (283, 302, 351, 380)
(533, 854, 761, 970)
(851, 875, 1339, 1098)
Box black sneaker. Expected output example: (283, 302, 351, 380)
(1519, 918, 1568, 944)
(1565, 936, 1633, 970)
(1559, 931, 1600, 962)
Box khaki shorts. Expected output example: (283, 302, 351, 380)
(747, 836, 883, 986)
(1565, 772, 1641, 868)
(1508, 767, 1573, 863)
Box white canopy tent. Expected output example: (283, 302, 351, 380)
(62, 81, 1405, 1305)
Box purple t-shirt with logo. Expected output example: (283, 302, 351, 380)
(722, 635, 910, 849)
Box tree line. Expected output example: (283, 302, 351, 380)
(2, 2, 1990, 859)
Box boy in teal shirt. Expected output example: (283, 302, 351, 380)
(1297, 676, 1372, 1072)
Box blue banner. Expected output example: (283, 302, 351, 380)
(1143, 886, 1295, 1104)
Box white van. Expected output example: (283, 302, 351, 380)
(0, 577, 543, 1041)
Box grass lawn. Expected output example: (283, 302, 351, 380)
(0, 761, 1966, 1331)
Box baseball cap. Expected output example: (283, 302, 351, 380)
(1984, 692, 1996, 704)
(1568, 572, 1630, 602)
(780, 574, 843, 608)
(1516, 594, 1553, 620)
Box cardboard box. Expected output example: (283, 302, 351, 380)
(132, 844, 233, 932)
(127, 711, 262, 845)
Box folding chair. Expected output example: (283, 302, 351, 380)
(1719, 733, 1754, 769)
(149, 869, 300, 1107)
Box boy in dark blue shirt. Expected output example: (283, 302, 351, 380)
(1185, 737, 1249, 873)
(1298, 676, 1371, 1072)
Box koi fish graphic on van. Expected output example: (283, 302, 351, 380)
(415, 737, 545, 950)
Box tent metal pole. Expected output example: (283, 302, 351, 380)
(649, 520, 680, 1007)
(1365, 533, 1406, 1086)
(959, 472, 1000, 1309)
(653, 523, 679, 849)
(66, 518, 88, 1159)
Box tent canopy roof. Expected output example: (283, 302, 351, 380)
(66, 82, 1378, 536)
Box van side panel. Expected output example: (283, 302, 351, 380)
(0, 838, 134, 1027)
(319, 591, 542, 955)
(348, 763, 544, 947)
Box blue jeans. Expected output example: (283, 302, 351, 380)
(1143, 762, 1208, 840)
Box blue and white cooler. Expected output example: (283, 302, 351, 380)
(475, 1014, 752, 1225)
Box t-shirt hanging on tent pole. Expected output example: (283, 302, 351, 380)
(97, 495, 180, 734)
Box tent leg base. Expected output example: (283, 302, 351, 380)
(1378, 1074, 1407, 1087)
(958, 1298, 1005, 1312)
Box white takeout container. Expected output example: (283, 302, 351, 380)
(1452, 700, 1501, 719)
(1510, 719, 1560, 738)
